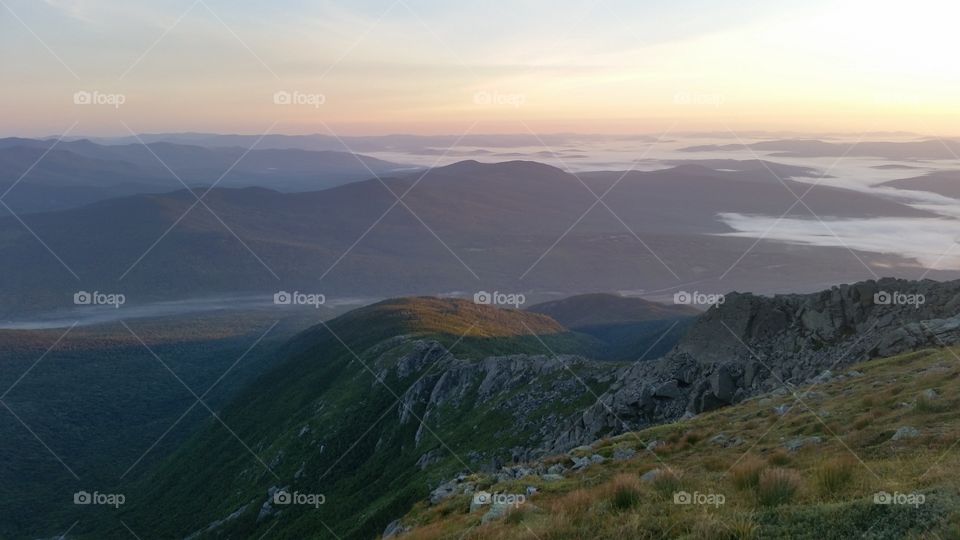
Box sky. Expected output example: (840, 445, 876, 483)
(2, 0, 959, 137)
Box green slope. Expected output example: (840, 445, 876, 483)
(71, 298, 613, 539)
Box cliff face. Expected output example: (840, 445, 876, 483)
(554, 278, 960, 449)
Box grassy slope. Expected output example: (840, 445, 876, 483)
(73, 298, 608, 539)
(398, 347, 960, 539)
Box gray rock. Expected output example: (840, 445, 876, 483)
(541, 474, 564, 482)
(784, 436, 822, 452)
(383, 519, 410, 538)
(613, 446, 636, 461)
(546, 464, 566, 475)
(710, 433, 745, 448)
(654, 380, 682, 399)
(640, 469, 664, 483)
(892, 426, 920, 441)
(481, 502, 515, 524)
(810, 370, 833, 384)
(774, 404, 792, 416)
(415, 449, 444, 470)
(646, 440, 665, 452)
(429, 481, 458, 505)
(709, 433, 729, 446)
(711, 366, 737, 403)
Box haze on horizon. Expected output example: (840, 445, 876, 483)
(2, 0, 960, 138)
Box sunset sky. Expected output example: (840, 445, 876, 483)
(3, 0, 959, 137)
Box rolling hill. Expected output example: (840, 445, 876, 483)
(60, 298, 615, 539)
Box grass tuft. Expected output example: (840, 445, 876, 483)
(757, 468, 803, 506)
(814, 457, 857, 497)
(730, 457, 766, 491)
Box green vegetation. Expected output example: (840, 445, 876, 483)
(65, 298, 611, 539)
(0, 310, 310, 539)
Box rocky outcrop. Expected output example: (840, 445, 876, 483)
(383, 340, 620, 465)
(554, 278, 960, 449)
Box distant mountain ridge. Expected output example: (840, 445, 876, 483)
(680, 137, 960, 160)
(0, 137, 412, 214)
(0, 159, 939, 317)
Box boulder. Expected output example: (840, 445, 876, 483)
(892, 426, 920, 441)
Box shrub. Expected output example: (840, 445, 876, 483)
(814, 457, 856, 496)
(652, 468, 683, 496)
(767, 449, 791, 466)
(726, 513, 759, 539)
(607, 473, 643, 511)
(915, 392, 945, 413)
(552, 489, 593, 518)
(757, 468, 802, 506)
(730, 457, 766, 491)
(683, 431, 703, 445)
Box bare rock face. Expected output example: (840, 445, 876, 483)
(553, 278, 960, 450)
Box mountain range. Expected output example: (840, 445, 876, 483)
(0, 157, 940, 317)
(0, 138, 410, 215)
